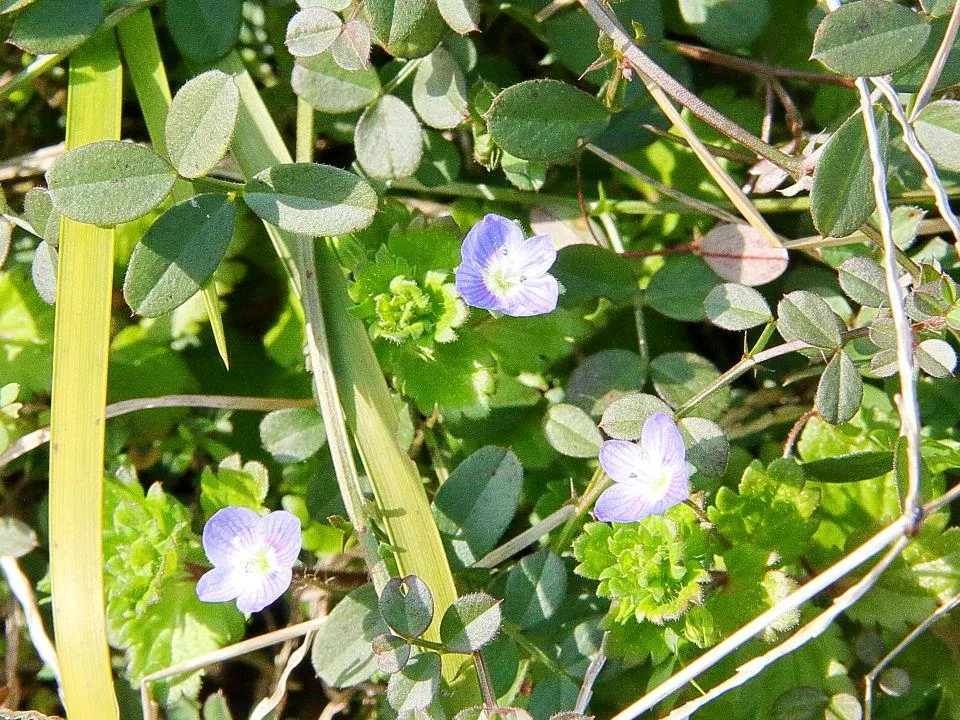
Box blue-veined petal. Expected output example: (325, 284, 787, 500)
(462, 214, 525, 266)
(502, 274, 559, 317)
(594, 482, 650, 523)
(202, 506, 260, 566)
(261, 511, 303, 566)
(196, 565, 246, 603)
(235, 567, 293, 613)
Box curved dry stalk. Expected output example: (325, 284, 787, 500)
(910, 0, 960, 120)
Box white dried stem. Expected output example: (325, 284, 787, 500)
(910, 0, 960, 120)
(0, 556, 61, 689)
(249, 630, 317, 720)
(574, 632, 609, 714)
(473, 505, 575, 569)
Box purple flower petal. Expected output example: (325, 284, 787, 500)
(455, 260, 499, 311)
(260, 511, 302, 566)
(646, 476, 690, 516)
(196, 566, 246, 603)
(203, 506, 261, 566)
(235, 567, 293, 613)
(502, 274, 559, 317)
(598, 439, 650, 484)
(594, 482, 650, 523)
(462, 214, 525, 266)
(511, 235, 556, 278)
(641, 412, 685, 468)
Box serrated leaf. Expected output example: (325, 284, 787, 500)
(599, 393, 672, 440)
(0, 517, 38, 558)
(387, 651, 441, 714)
(372, 634, 411, 674)
(679, 417, 729, 478)
(543, 403, 602, 458)
(380, 575, 435, 638)
(917, 338, 957, 377)
(777, 290, 843, 349)
(243, 163, 378, 235)
(487, 80, 610, 164)
(838, 256, 886, 307)
(433, 446, 523, 568)
(816, 350, 863, 424)
(165, 70, 240, 179)
(413, 46, 468, 129)
(437, 0, 479, 34)
(9, 0, 103, 54)
(699, 224, 788, 287)
(292, 53, 382, 114)
(355, 96, 424, 179)
(166, 0, 243, 63)
(503, 549, 566, 629)
(123, 194, 237, 317)
(259, 408, 327, 463)
(566, 349, 646, 417)
(440, 593, 502, 652)
(31, 240, 57, 305)
(199, 456, 269, 516)
(331, 19, 372, 71)
(913, 99, 960, 173)
(651, 352, 729, 421)
(645, 254, 719, 322)
(46, 141, 176, 226)
(286, 7, 343, 57)
(811, 109, 890, 239)
(703, 283, 771, 330)
(312, 584, 390, 687)
(812, 0, 930, 77)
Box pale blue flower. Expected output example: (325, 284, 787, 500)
(196, 506, 302, 613)
(455, 214, 559, 317)
(595, 412, 690, 523)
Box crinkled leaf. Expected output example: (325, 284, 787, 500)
(165, 70, 240, 179)
(199, 455, 269, 517)
(356, 96, 424, 179)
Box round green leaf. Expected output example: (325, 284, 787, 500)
(917, 338, 957, 378)
(838, 256, 886, 307)
(816, 350, 863, 425)
(699, 223, 789, 287)
(529, 677, 580, 720)
(487, 80, 610, 164)
(771, 686, 829, 720)
(243, 163, 378, 236)
(365, 0, 428, 47)
(437, 0, 479, 34)
(259, 408, 327, 463)
(893, 17, 960, 91)
(386, 652, 441, 714)
(166, 0, 243, 63)
(31, 240, 57, 305)
(413, 46, 468, 129)
(23, 187, 60, 245)
(9, 0, 103, 54)
(553, 244, 636, 305)
(645, 254, 719, 322)
(703, 283, 771, 330)
(379, 575, 435, 638)
(650, 352, 729, 421)
(46, 141, 176, 226)
(292, 53, 381, 114)
(372, 634, 411, 674)
(678, 417, 729, 478)
(599, 392, 672, 440)
(503, 549, 566, 629)
(812, 0, 930, 77)
(811, 109, 890, 239)
(0, 517, 38, 558)
(373, 0, 448, 58)
(543, 403, 602, 458)
(165, 70, 240, 179)
(312, 584, 390, 688)
(913, 99, 960, 173)
(679, 0, 770, 50)
(123, 194, 237, 317)
(331, 19, 372, 71)
(286, 7, 343, 58)
(878, 667, 911, 698)
(777, 290, 843, 349)
(440, 593, 502, 653)
(566, 349, 646, 417)
(355, 96, 424, 179)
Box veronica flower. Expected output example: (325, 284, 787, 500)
(594, 412, 690, 523)
(454, 213, 559, 317)
(196, 506, 302, 613)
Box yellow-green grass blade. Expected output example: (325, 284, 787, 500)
(49, 32, 122, 720)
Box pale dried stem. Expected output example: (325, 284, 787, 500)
(249, 631, 317, 720)
(0, 557, 61, 691)
(910, 0, 960, 120)
(473, 505, 575, 569)
(574, 632, 608, 715)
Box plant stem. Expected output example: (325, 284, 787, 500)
(296, 98, 315, 163)
(553, 467, 611, 554)
(473, 651, 500, 711)
(473, 505, 575, 569)
(910, 0, 960, 120)
(639, 124, 758, 164)
(382, 58, 423, 94)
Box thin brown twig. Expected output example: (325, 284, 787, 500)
(782, 409, 818, 458)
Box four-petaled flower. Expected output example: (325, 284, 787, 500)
(455, 213, 559, 317)
(595, 412, 690, 523)
(196, 507, 302, 613)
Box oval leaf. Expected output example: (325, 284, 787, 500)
(372, 634, 411, 674)
(165, 70, 241, 179)
(31, 240, 57, 305)
(331, 19, 372, 71)
(244, 163, 378, 236)
(9, 0, 103, 54)
(679, 0, 770, 51)
(259, 407, 327, 463)
(286, 7, 343, 57)
(543, 403, 602, 458)
(566, 348, 646, 417)
(440, 593, 502, 653)
(913, 99, 960, 173)
(312, 584, 390, 688)
(678, 417, 729, 478)
(123, 194, 237, 316)
(917, 338, 957, 377)
(503, 549, 566, 629)
(166, 0, 243, 63)
(355, 96, 424, 179)
(437, 0, 479, 34)
(379, 575, 435, 638)
(599, 392, 672, 440)
(703, 283, 771, 330)
(838, 256, 887, 307)
(413, 46, 468, 129)
(387, 652, 441, 714)
(553, 244, 637, 305)
(651, 352, 730, 421)
(487, 80, 610, 164)
(292, 53, 382, 114)
(645, 254, 719, 321)
(699, 223, 788, 287)
(816, 350, 863, 425)
(777, 290, 843, 349)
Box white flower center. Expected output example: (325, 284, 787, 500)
(241, 542, 279, 577)
(648, 464, 672, 500)
(482, 251, 526, 300)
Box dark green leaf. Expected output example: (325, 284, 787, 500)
(386, 651, 441, 714)
(703, 283, 771, 330)
(0, 517, 38, 558)
(312, 584, 390, 688)
(838, 256, 887, 307)
(678, 0, 770, 50)
(292, 53, 382, 114)
(259, 408, 326, 463)
(679, 417, 729, 478)
(166, 0, 243, 63)
(355, 96, 424, 179)
(552, 245, 636, 305)
(46, 141, 176, 226)
(893, 16, 960, 91)
(413, 46, 468, 130)
(566, 349, 646, 417)
(9, 0, 103, 54)
(487, 80, 610, 164)
(365, 0, 429, 48)
(439, 592, 502, 652)
(503, 549, 566, 629)
(650, 352, 730, 421)
(372, 634, 411, 674)
(165, 70, 240, 179)
(801, 450, 893, 483)
(777, 290, 843, 349)
(379, 575, 435, 638)
(646, 254, 719, 322)
(123, 194, 236, 317)
(816, 350, 863, 424)
(529, 676, 580, 720)
(913, 99, 960, 172)
(543, 403, 602, 458)
(599, 393, 672, 440)
(771, 686, 829, 720)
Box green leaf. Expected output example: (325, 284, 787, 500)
(838, 256, 887, 307)
(372, 634, 411, 674)
(812, 0, 930, 77)
(921, 0, 956, 16)
(439, 592, 502, 653)
(917, 338, 957, 378)
(387, 651, 442, 714)
(599, 392, 672, 440)
(913, 99, 960, 173)
(355, 96, 424, 179)
(0, 517, 38, 558)
(199, 455, 269, 517)
(413, 46, 469, 130)
(771, 687, 829, 720)
(165, 70, 240, 179)
(292, 53, 382, 114)
(9, 0, 103, 54)
(437, 0, 479, 34)
(646, 254, 719, 322)
(286, 7, 343, 57)
(0, 0, 36, 14)
(31, 240, 57, 305)
(0, 218, 10, 271)
(700, 224, 788, 287)
(364, 0, 429, 48)
(678, 0, 770, 50)
(243, 163, 378, 236)
(650, 352, 730, 421)
(331, 19, 372, 71)
(703, 283, 771, 330)
(552, 244, 636, 305)
(123, 194, 237, 317)
(202, 692, 233, 720)
(311, 583, 390, 687)
(487, 80, 610, 164)
(432, 446, 523, 568)
(777, 290, 843, 349)
(816, 350, 863, 425)
(46, 140, 176, 226)
(259, 408, 327, 463)
(501, 152, 546, 191)
(566, 349, 646, 417)
(811, 109, 890, 239)
(543, 403, 602, 458)
(380, 575, 435, 638)
(893, 16, 960, 91)
(23, 187, 61, 245)
(503, 549, 566, 629)
(166, 0, 243, 63)
(679, 417, 729, 478)
(530, 677, 580, 720)
(801, 450, 894, 483)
